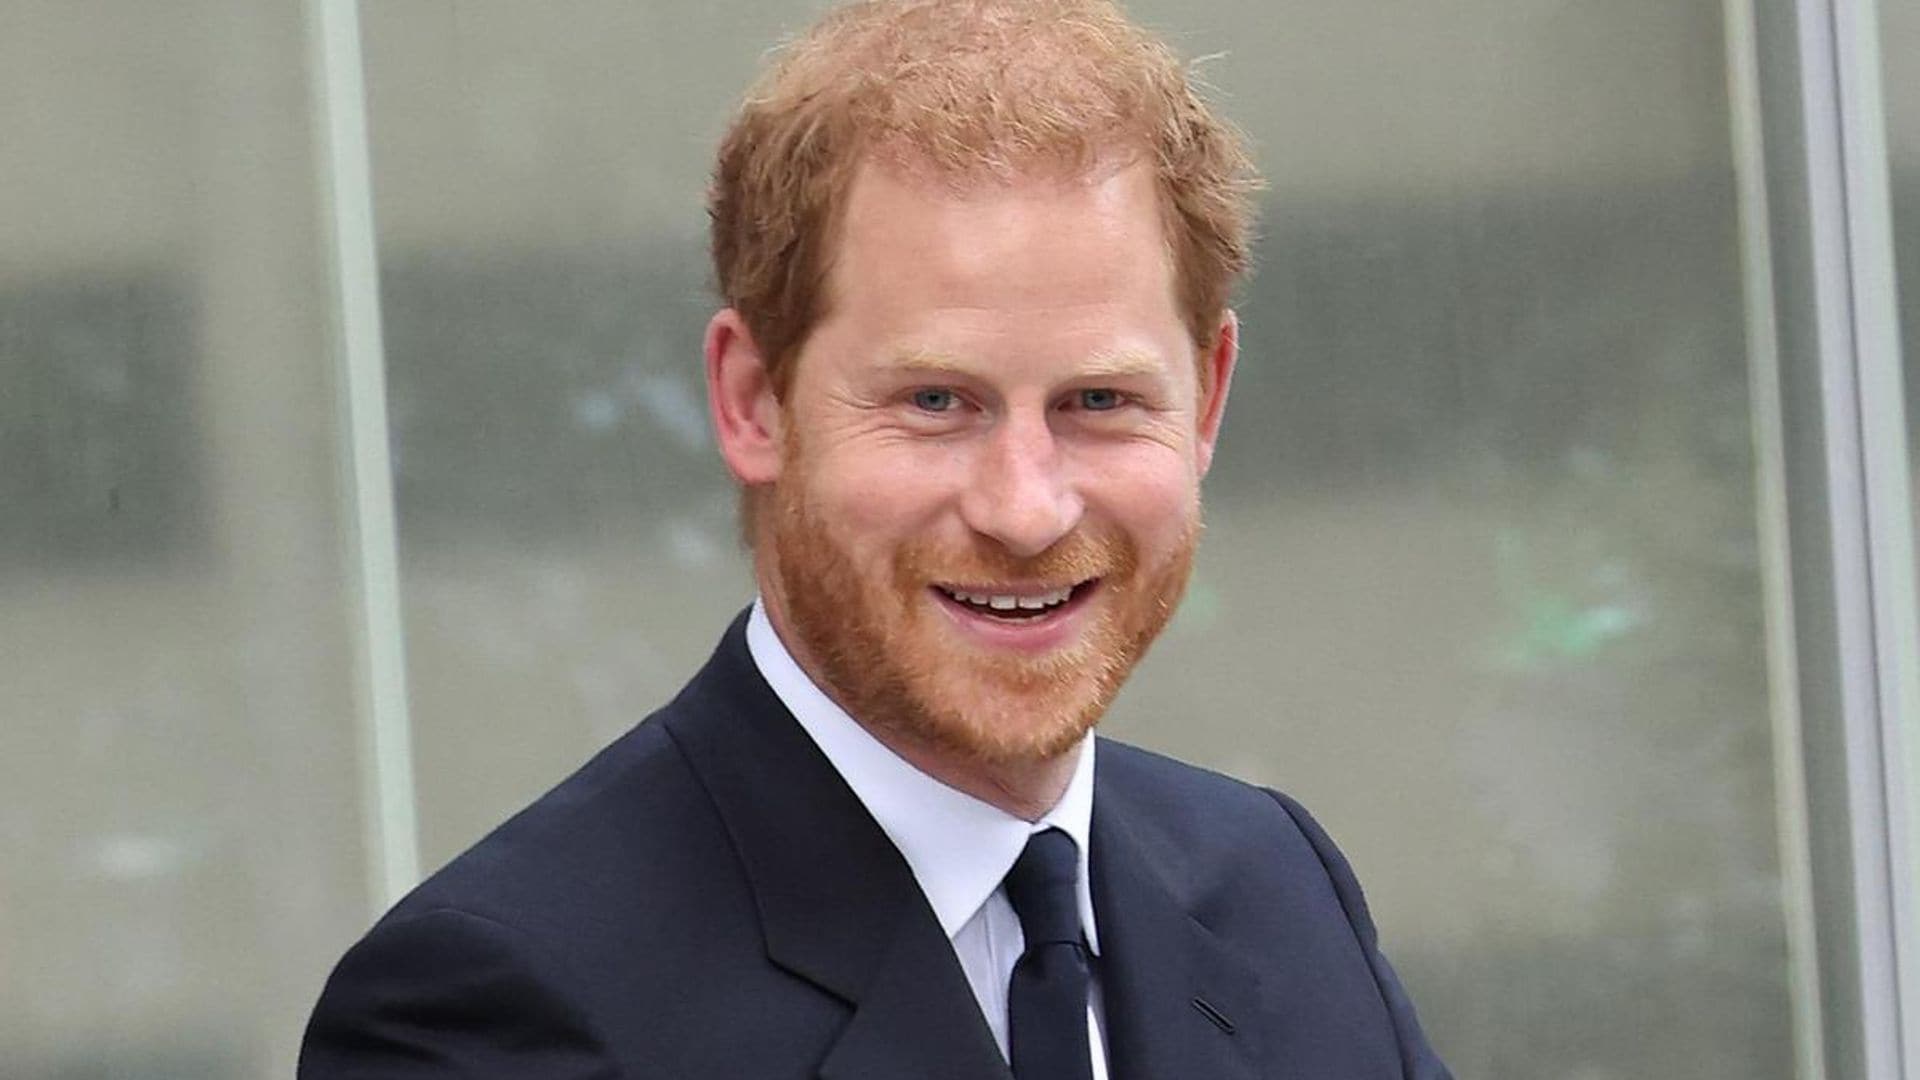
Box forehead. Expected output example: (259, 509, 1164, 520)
(825, 157, 1179, 328)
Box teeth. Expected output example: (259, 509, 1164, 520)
(942, 585, 1075, 612)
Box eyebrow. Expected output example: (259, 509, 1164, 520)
(879, 347, 1168, 379)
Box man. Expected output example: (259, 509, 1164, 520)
(302, 2, 1451, 1077)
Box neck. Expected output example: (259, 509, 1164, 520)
(867, 726, 1078, 822)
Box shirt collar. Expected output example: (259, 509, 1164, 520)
(746, 600, 1100, 954)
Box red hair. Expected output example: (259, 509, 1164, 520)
(708, 0, 1261, 397)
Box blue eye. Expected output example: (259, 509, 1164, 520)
(912, 388, 959, 412)
(1079, 388, 1123, 411)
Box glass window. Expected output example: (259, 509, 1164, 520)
(0, 3, 370, 1077)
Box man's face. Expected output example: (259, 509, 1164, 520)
(760, 159, 1234, 766)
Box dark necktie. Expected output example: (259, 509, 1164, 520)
(1003, 827, 1095, 1080)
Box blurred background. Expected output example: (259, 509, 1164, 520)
(2, 0, 1916, 1077)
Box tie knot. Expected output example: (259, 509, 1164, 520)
(1004, 828, 1082, 949)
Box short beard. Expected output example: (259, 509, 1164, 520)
(764, 467, 1198, 768)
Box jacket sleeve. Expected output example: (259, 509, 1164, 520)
(1268, 789, 1456, 1080)
(299, 907, 621, 1080)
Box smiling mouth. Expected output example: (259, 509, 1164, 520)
(933, 580, 1098, 620)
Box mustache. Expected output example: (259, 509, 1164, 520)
(894, 529, 1136, 587)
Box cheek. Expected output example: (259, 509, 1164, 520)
(803, 445, 964, 546)
(1085, 458, 1200, 547)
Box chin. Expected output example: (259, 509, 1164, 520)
(902, 679, 1110, 766)
(866, 616, 1130, 765)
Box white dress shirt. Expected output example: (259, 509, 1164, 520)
(747, 601, 1110, 1077)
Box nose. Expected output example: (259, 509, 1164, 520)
(958, 412, 1084, 558)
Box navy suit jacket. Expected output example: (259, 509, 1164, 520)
(301, 612, 1452, 1078)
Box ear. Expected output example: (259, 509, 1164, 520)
(1194, 310, 1238, 478)
(705, 308, 784, 486)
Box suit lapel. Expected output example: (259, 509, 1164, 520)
(1092, 755, 1265, 1080)
(663, 613, 1012, 1080)
(816, 912, 1012, 1080)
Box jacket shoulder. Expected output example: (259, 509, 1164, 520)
(1095, 736, 1385, 937)
(1094, 737, 1303, 851)
(1094, 737, 1454, 1080)
(392, 716, 715, 923)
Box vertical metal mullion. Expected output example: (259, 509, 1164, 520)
(1754, 0, 1914, 1073)
(1726, 0, 1830, 1072)
(305, 0, 422, 912)
(1801, 0, 1903, 1066)
(1832, 0, 1920, 1072)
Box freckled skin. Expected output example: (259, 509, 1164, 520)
(707, 158, 1236, 819)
